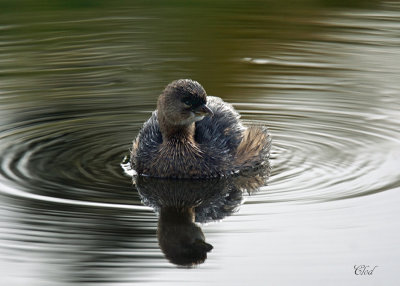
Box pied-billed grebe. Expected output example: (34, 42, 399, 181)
(131, 79, 271, 178)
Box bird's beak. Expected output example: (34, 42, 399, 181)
(194, 104, 214, 117)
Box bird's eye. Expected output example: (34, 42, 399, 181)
(183, 100, 191, 107)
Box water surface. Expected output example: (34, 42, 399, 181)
(1, 0, 399, 285)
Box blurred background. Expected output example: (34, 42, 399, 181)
(0, 0, 399, 285)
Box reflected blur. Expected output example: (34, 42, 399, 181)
(158, 207, 212, 267)
(135, 168, 269, 266)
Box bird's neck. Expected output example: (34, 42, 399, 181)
(158, 111, 196, 143)
(159, 207, 195, 224)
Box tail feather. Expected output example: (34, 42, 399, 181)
(235, 126, 271, 170)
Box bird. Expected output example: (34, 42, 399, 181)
(130, 79, 271, 179)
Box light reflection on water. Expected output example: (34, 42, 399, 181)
(1, 1, 400, 285)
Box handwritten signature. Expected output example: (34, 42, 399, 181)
(354, 265, 378, 275)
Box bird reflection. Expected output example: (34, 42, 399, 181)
(158, 206, 213, 266)
(134, 167, 269, 267)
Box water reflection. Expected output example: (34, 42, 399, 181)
(135, 167, 269, 266)
(0, 195, 159, 284)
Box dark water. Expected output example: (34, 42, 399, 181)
(1, 0, 400, 285)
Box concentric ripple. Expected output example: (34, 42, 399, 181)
(235, 89, 400, 204)
(0, 109, 151, 209)
(0, 4, 398, 209)
(1, 91, 399, 208)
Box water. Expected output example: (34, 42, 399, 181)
(1, 0, 400, 285)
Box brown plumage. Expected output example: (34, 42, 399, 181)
(130, 79, 271, 178)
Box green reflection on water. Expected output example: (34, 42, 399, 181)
(0, 0, 379, 99)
